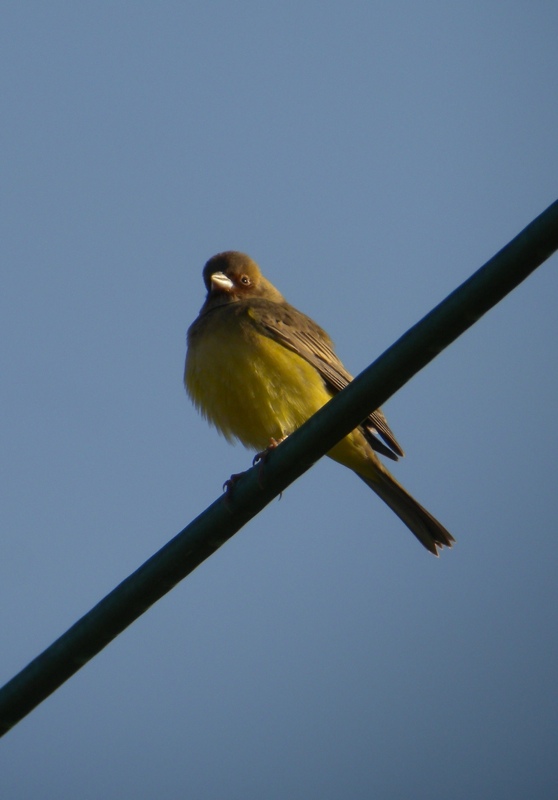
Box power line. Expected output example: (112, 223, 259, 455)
(1, 198, 557, 736)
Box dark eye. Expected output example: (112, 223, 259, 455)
(239, 274, 251, 286)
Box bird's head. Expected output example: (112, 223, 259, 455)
(201, 251, 285, 305)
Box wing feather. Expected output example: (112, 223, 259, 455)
(247, 300, 404, 460)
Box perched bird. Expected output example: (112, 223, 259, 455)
(185, 251, 454, 555)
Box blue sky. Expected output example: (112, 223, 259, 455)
(1, 3, 557, 798)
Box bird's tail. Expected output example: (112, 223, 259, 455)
(359, 467, 454, 556)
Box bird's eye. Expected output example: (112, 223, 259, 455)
(239, 275, 251, 286)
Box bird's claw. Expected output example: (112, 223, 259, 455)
(222, 472, 245, 509)
(222, 437, 287, 506)
(252, 437, 287, 487)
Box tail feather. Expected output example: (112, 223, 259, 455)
(359, 469, 454, 556)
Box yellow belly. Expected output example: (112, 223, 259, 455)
(185, 316, 332, 451)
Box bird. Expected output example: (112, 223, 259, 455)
(185, 251, 454, 556)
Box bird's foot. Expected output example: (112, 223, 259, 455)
(222, 472, 245, 509)
(222, 437, 287, 508)
(252, 437, 287, 487)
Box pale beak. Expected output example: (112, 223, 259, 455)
(210, 271, 234, 292)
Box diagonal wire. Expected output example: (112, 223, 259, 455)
(0, 199, 557, 737)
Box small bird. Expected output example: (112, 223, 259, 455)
(185, 251, 454, 555)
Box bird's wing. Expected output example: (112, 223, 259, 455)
(247, 300, 404, 460)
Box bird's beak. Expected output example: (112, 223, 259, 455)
(210, 272, 234, 292)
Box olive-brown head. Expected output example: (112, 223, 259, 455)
(201, 251, 285, 306)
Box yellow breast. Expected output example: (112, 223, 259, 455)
(185, 309, 332, 451)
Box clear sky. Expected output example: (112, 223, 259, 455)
(1, 3, 557, 798)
